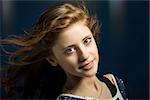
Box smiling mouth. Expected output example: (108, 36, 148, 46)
(79, 60, 94, 71)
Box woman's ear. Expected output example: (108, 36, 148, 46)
(46, 57, 58, 66)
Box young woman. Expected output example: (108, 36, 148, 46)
(1, 2, 127, 100)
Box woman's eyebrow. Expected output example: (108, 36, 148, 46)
(61, 34, 92, 50)
(82, 34, 92, 41)
(62, 44, 75, 51)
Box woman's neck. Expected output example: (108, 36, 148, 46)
(63, 74, 102, 97)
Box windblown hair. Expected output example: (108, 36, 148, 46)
(1, 3, 100, 99)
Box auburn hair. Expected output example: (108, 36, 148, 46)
(1, 3, 100, 99)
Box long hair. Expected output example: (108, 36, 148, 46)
(1, 3, 100, 99)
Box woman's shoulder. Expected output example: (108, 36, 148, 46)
(101, 73, 128, 99)
(101, 73, 124, 87)
(103, 73, 115, 84)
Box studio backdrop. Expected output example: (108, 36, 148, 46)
(1, 1, 149, 99)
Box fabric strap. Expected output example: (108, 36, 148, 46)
(98, 76, 117, 97)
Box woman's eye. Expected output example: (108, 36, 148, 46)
(84, 37, 92, 45)
(64, 47, 75, 55)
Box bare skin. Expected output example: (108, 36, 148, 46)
(63, 74, 112, 99)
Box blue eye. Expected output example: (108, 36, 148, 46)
(64, 47, 76, 55)
(84, 37, 92, 45)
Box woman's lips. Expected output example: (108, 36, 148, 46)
(79, 60, 94, 71)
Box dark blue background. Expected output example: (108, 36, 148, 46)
(1, 0, 149, 99)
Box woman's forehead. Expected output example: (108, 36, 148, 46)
(53, 22, 92, 48)
(60, 23, 90, 39)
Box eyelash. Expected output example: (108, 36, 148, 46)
(64, 47, 76, 55)
(84, 37, 92, 45)
(64, 37, 92, 55)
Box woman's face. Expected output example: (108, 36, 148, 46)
(51, 21, 99, 78)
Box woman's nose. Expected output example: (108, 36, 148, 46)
(77, 46, 89, 62)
